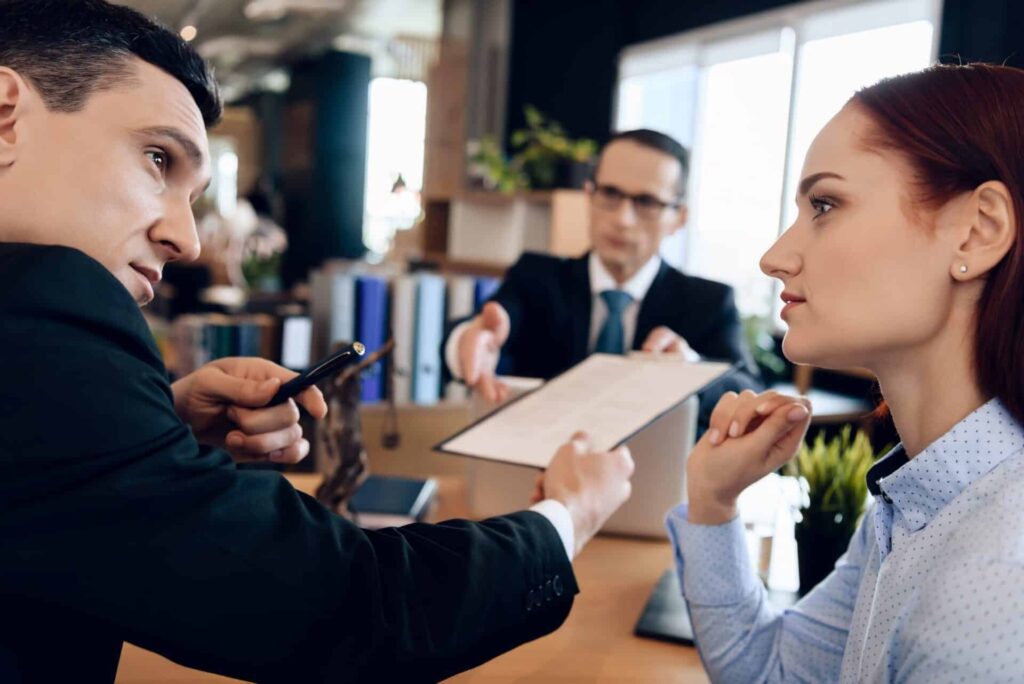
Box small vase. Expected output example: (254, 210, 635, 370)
(795, 510, 855, 595)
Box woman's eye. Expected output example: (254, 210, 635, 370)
(146, 150, 168, 174)
(809, 195, 836, 219)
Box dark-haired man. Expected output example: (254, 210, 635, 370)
(447, 130, 763, 426)
(0, 2, 634, 682)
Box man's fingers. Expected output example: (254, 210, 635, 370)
(211, 372, 282, 408)
(229, 398, 300, 434)
(296, 385, 328, 419)
(226, 423, 303, 457)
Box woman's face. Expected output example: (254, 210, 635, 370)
(760, 104, 961, 371)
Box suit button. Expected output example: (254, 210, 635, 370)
(553, 575, 564, 596)
(526, 590, 535, 611)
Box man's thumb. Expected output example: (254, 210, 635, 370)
(481, 302, 510, 343)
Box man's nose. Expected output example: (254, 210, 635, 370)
(610, 196, 638, 227)
(151, 202, 201, 263)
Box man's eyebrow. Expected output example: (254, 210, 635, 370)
(138, 126, 206, 171)
(798, 171, 845, 197)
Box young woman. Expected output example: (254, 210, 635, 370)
(669, 63, 1024, 682)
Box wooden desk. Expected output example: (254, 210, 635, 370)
(116, 475, 707, 683)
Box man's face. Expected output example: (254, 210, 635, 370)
(0, 59, 210, 305)
(587, 140, 688, 282)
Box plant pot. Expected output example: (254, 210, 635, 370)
(795, 511, 855, 595)
(556, 158, 594, 189)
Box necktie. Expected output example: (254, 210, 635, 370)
(595, 290, 633, 354)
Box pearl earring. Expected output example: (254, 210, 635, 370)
(959, 264, 968, 274)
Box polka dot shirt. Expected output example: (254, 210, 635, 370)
(666, 398, 1024, 683)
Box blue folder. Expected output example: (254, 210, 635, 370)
(356, 275, 389, 402)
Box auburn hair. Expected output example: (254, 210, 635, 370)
(853, 63, 1024, 425)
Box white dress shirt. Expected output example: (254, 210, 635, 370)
(444, 253, 665, 381)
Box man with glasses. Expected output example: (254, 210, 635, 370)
(444, 129, 762, 427)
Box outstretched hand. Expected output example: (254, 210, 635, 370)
(458, 301, 511, 403)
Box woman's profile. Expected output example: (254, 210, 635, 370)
(671, 63, 1024, 682)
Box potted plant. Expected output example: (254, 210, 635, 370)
(785, 425, 884, 594)
(467, 136, 529, 193)
(509, 106, 597, 190)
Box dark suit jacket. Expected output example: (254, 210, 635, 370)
(447, 252, 762, 426)
(0, 243, 577, 684)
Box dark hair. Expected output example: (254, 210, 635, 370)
(854, 63, 1024, 425)
(0, 0, 221, 126)
(599, 129, 690, 197)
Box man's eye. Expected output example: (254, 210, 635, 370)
(146, 150, 169, 173)
(634, 196, 662, 210)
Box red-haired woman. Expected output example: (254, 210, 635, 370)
(669, 63, 1024, 682)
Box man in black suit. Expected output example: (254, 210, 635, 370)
(0, 2, 634, 682)
(446, 130, 762, 426)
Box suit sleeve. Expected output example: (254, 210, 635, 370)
(688, 286, 764, 427)
(0, 247, 577, 684)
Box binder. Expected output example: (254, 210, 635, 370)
(473, 276, 501, 310)
(327, 271, 356, 350)
(356, 275, 389, 402)
(390, 275, 417, 404)
(412, 274, 445, 405)
(445, 275, 476, 401)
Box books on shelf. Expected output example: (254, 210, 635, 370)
(171, 313, 279, 377)
(349, 474, 438, 529)
(307, 260, 505, 405)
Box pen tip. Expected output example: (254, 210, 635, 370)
(353, 342, 366, 355)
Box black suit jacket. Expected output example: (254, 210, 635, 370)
(0, 243, 577, 684)
(447, 252, 762, 426)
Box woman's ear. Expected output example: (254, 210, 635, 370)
(0, 67, 27, 167)
(951, 180, 1017, 281)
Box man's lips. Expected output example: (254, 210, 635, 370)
(130, 264, 161, 302)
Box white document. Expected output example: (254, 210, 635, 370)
(436, 353, 732, 468)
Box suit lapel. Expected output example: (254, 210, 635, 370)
(567, 255, 592, 363)
(633, 260, 674, 350)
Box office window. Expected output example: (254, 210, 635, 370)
(616, 0, 940, 318)
(363, 77, 428, 256)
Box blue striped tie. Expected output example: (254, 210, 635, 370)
(595, 290, 633, 354)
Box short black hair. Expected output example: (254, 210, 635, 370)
(0, 0, 222, 127)
(599, 129, 690, 197)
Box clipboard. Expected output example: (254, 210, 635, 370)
(434, 353, 735, 468)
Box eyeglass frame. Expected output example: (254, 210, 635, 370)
(585, 181, 686, 221)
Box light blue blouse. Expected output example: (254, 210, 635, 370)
(667, 398, 1024, 683)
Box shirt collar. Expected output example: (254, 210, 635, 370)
(867, 398, 1024, 532)
(588, 252, 661, 302)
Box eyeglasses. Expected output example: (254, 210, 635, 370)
(589, 184, 683, 221)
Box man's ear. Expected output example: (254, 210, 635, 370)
(667, 203, 689, 235)
(0, 67, 29, 166)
